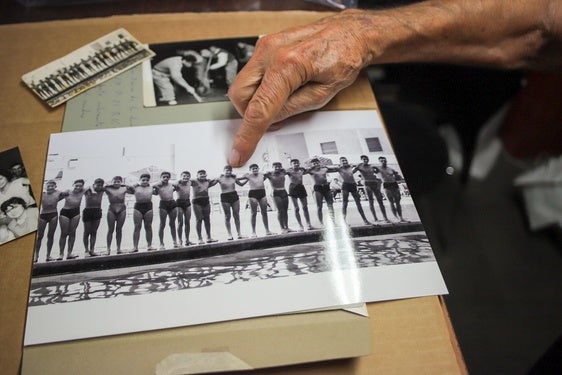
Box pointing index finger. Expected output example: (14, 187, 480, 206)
(229, 81, 288, 167)
(229, 59, 305, 167)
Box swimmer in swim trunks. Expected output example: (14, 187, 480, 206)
(286, 159, 314, 231)
(129, 173, 154, 251)
(306, 158, 335, 225)
(265, 162, 293, 233)
(58, 179, 86, 260)
(237, 164, 274, 237)
(82, 178, 105, 257)
(378, 156, 405, 222)
(335, 157, 371, 226)
(153, 171, 178, 249)
(190, 170, 219, 244)
(218, 165, 245, 240)
(353, 155, 389, 222)
(104, 176, 129, 254)
(35, 180, 66, 262)
(173, 171, 193, 246)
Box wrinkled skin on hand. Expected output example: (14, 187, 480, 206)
(228, 10, 372, 167)
(227, 1, 562, 167)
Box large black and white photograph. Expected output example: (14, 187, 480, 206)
(21, 28, 155, 108)
(143, 37, 257, 107)
(25, 110, 447, 346)
(0, 147, 37, 246)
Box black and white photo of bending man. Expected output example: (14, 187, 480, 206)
(144, 37, 257, 107)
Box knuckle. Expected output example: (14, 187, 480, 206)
(278, 48, 302, 66)
(227, 83, 240, 101)
(272, 49, 311, 88)
(255, 34, 280, 51)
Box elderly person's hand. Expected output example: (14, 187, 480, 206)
(227, 2, 562, 167)
(227, 10, 374, 167)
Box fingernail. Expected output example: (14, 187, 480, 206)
(229, 148, 241, 167)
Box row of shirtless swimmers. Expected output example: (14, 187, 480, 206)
(34, 155, 405, 263)
(31, 35, 140, 100)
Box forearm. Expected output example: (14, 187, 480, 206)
(226, 0, 561, 167)
(354, 0, 562, 69)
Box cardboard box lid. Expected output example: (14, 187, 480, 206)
(22, 307, 371, 374)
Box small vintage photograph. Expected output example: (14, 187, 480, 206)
(25, 110, 447, 346)
(21, 28, 155, 108)
(143, 37, 257, 107)
(0, 147, 37, 246)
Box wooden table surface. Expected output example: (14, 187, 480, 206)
(0, 10, 467, 374)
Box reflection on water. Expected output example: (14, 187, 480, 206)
(29, 232, 435, 306)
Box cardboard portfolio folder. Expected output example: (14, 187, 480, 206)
(22, 307, 371, 374)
